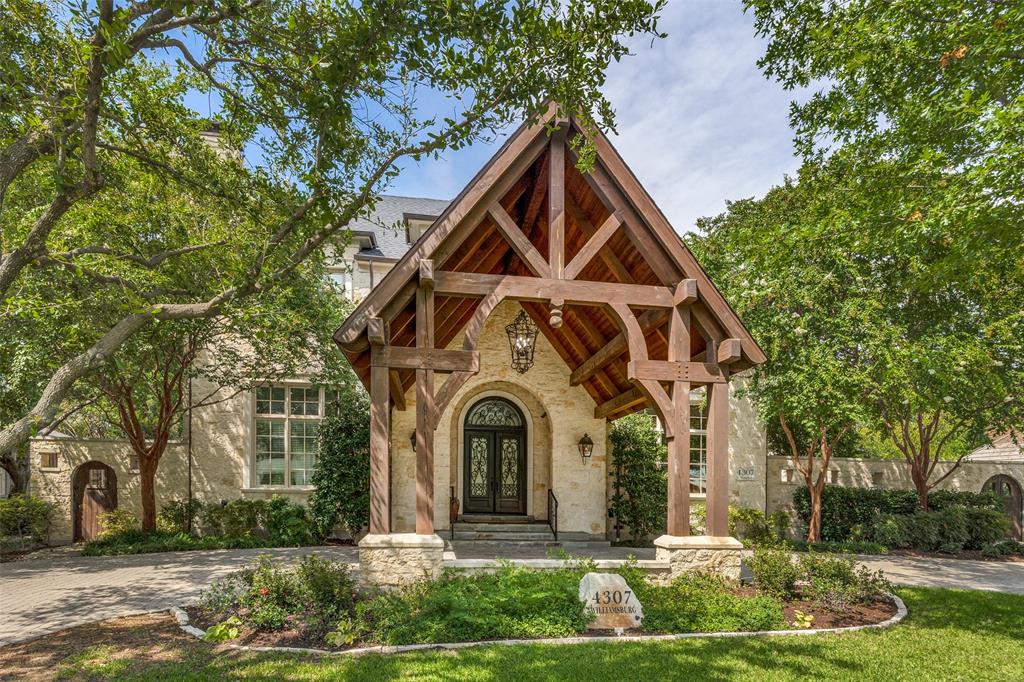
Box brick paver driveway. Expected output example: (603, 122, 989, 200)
(0, 546, 357, 646)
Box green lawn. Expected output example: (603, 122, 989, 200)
(52, 588, 1024, 681)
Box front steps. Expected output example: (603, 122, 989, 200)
(449, 517, 611, 550)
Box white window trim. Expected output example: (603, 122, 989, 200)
(250, 383, 327, 490)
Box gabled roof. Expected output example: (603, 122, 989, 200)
(334, 103, 765, 418)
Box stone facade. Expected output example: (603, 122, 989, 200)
(389, 300, 610, 539)
(358, 533, 444, 588)
(653, 535, 744, 582)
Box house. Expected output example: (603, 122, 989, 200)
(20, 106, 1023, 563)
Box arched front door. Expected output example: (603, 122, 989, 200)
(73, 462, 118, 542)
(983, 475, 1023, 541)
(463, 397, 527, 515)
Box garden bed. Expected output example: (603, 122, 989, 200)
(179, 550, 899, 653)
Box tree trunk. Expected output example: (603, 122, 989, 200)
(912, 466, 930, 511)
(1, 448, 30, 495)
(806, 480, 824, 542)
(138, 453, 160, 530)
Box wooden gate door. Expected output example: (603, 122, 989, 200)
(73, 462, 118, 542)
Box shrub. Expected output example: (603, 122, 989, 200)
(353, 564, 591, 645)
(608, 412, 667, 541)
(794, 485, 1004, 542)
(730, 507, 791, 545)
(637, 574, 784, 633)
(158, 498, 203, 535)
(202, 498, 264, 538)
(264, 496, 318, 546)
(981, 540, 1024, 558)
(200, 497, 320, 546)
(963, 508, 1011, 550)
(871, 515, 909, 549)
(309, 392, 372, 537)
(296, 554, 356, 616)
(797, 552, 891, 611)
(0, 494, 54, 545)
(747, 546, 799, 600)
(97, 509, 138, 539)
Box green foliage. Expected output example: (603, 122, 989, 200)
(157, 498, 203, 535)
(871, 509, 1009, 554)
(689, 505, 790, 546)
(981, 540, 1024, 558)
(791, 610, 814, 629)
(793, 485, 1002, 542)
(309, 390, 371, 536)
(786, 540, 888, 556)
(83, 496, 320, 556)
(96, 509, 138, 539)
(747, 546, 800, 600)
(203, 617, 241, 643)
(200, 554, 356, 638)
(608, 412, 666, 541)
(796, 553, 891, 613)
(354, 564, 592, 645)
(636, 574, 785, 634)
(0, 494, 54, 546)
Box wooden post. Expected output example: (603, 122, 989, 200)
(666, 303, 691, 536)
(368, 317, 390, 535)
(706, 363, 730, 537)
(549, 126, 565, 279)
(415, 260, 435, 535)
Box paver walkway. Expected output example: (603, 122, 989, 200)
(1, 546, 1021, 647)
(0, 546, 357, 646)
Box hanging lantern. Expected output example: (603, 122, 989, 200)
(578, 433, 595, 464)
(505, 310, 538, 374)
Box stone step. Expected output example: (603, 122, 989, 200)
(453, 530, 555, 541)
(452, 522, 552, 533)
(451, 540, 562, 548)
(458, 514, 533, 524)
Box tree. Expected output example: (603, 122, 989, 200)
(1, 0, 667, 459)
(309, 388, 372, 537)
(693, 173, 872, 542)
(747, 0, 1024, 508)
(608, 411, 666, 542)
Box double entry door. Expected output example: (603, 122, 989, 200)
(463, 429, 526, 515)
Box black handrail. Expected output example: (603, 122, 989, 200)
(449, 486, 456, 541)
(547, 489, 558, 541)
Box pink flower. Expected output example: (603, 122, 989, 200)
(259, 587, 269, 596)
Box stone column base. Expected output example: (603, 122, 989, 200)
(359, 533, 445, 589)
(653, 535, 744, 582)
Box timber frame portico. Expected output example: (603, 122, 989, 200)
(335, 102, 765, 545)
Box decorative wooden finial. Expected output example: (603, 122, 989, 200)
(549, 298, 564, 328)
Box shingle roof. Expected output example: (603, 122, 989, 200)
(348, 195, 451, 260)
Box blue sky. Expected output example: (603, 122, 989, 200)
(387, 0, 803, 234)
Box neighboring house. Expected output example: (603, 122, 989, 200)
(22, 110, 1024, 549)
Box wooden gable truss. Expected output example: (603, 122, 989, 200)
(334, 103, 766, 538)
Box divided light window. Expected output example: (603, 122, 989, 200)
(254, 386, 332, 487)
(689, 403, 708, 494)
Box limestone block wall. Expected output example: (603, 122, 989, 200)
(27, 439, 189, 543)
(389, 300, 609, 538)
(726, 375, 768, 512)
(766, 455, 1024, 534)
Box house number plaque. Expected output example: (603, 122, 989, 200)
(578, 572, 644, 630)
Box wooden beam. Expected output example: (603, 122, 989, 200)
(549, 126, 565, 278)
(372, 346, 479, 373)
(415, 280, 435, 535)
(432, 271, 674, 307)
(368, 317, 387, 346)
(706, 369, 730, 536)
(666, 302, 691, 536)
(571, 309, 668, 386)
(487, 203, 550, 278)
(717, 338, 742, 365)
(594, 387, 646, 419)
(563, 211, 622, 281)
(627, 360, 726, 385)
(369, 361, 390, 534)
(522, 150, 549, 235)
(565, 196, 634, 283)
(674, 279, 697, 306)
(431, 370, 474, 430)
(388, 370, 407, 411)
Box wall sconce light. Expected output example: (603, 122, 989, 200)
(578, 433, 594, 464)
(410, 432, 417, 450)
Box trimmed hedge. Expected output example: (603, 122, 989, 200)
(793, 485, 1003, 542)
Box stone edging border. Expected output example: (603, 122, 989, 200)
(169, 592, 907, 658)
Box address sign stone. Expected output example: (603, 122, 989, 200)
(578, 572, 643, 630)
